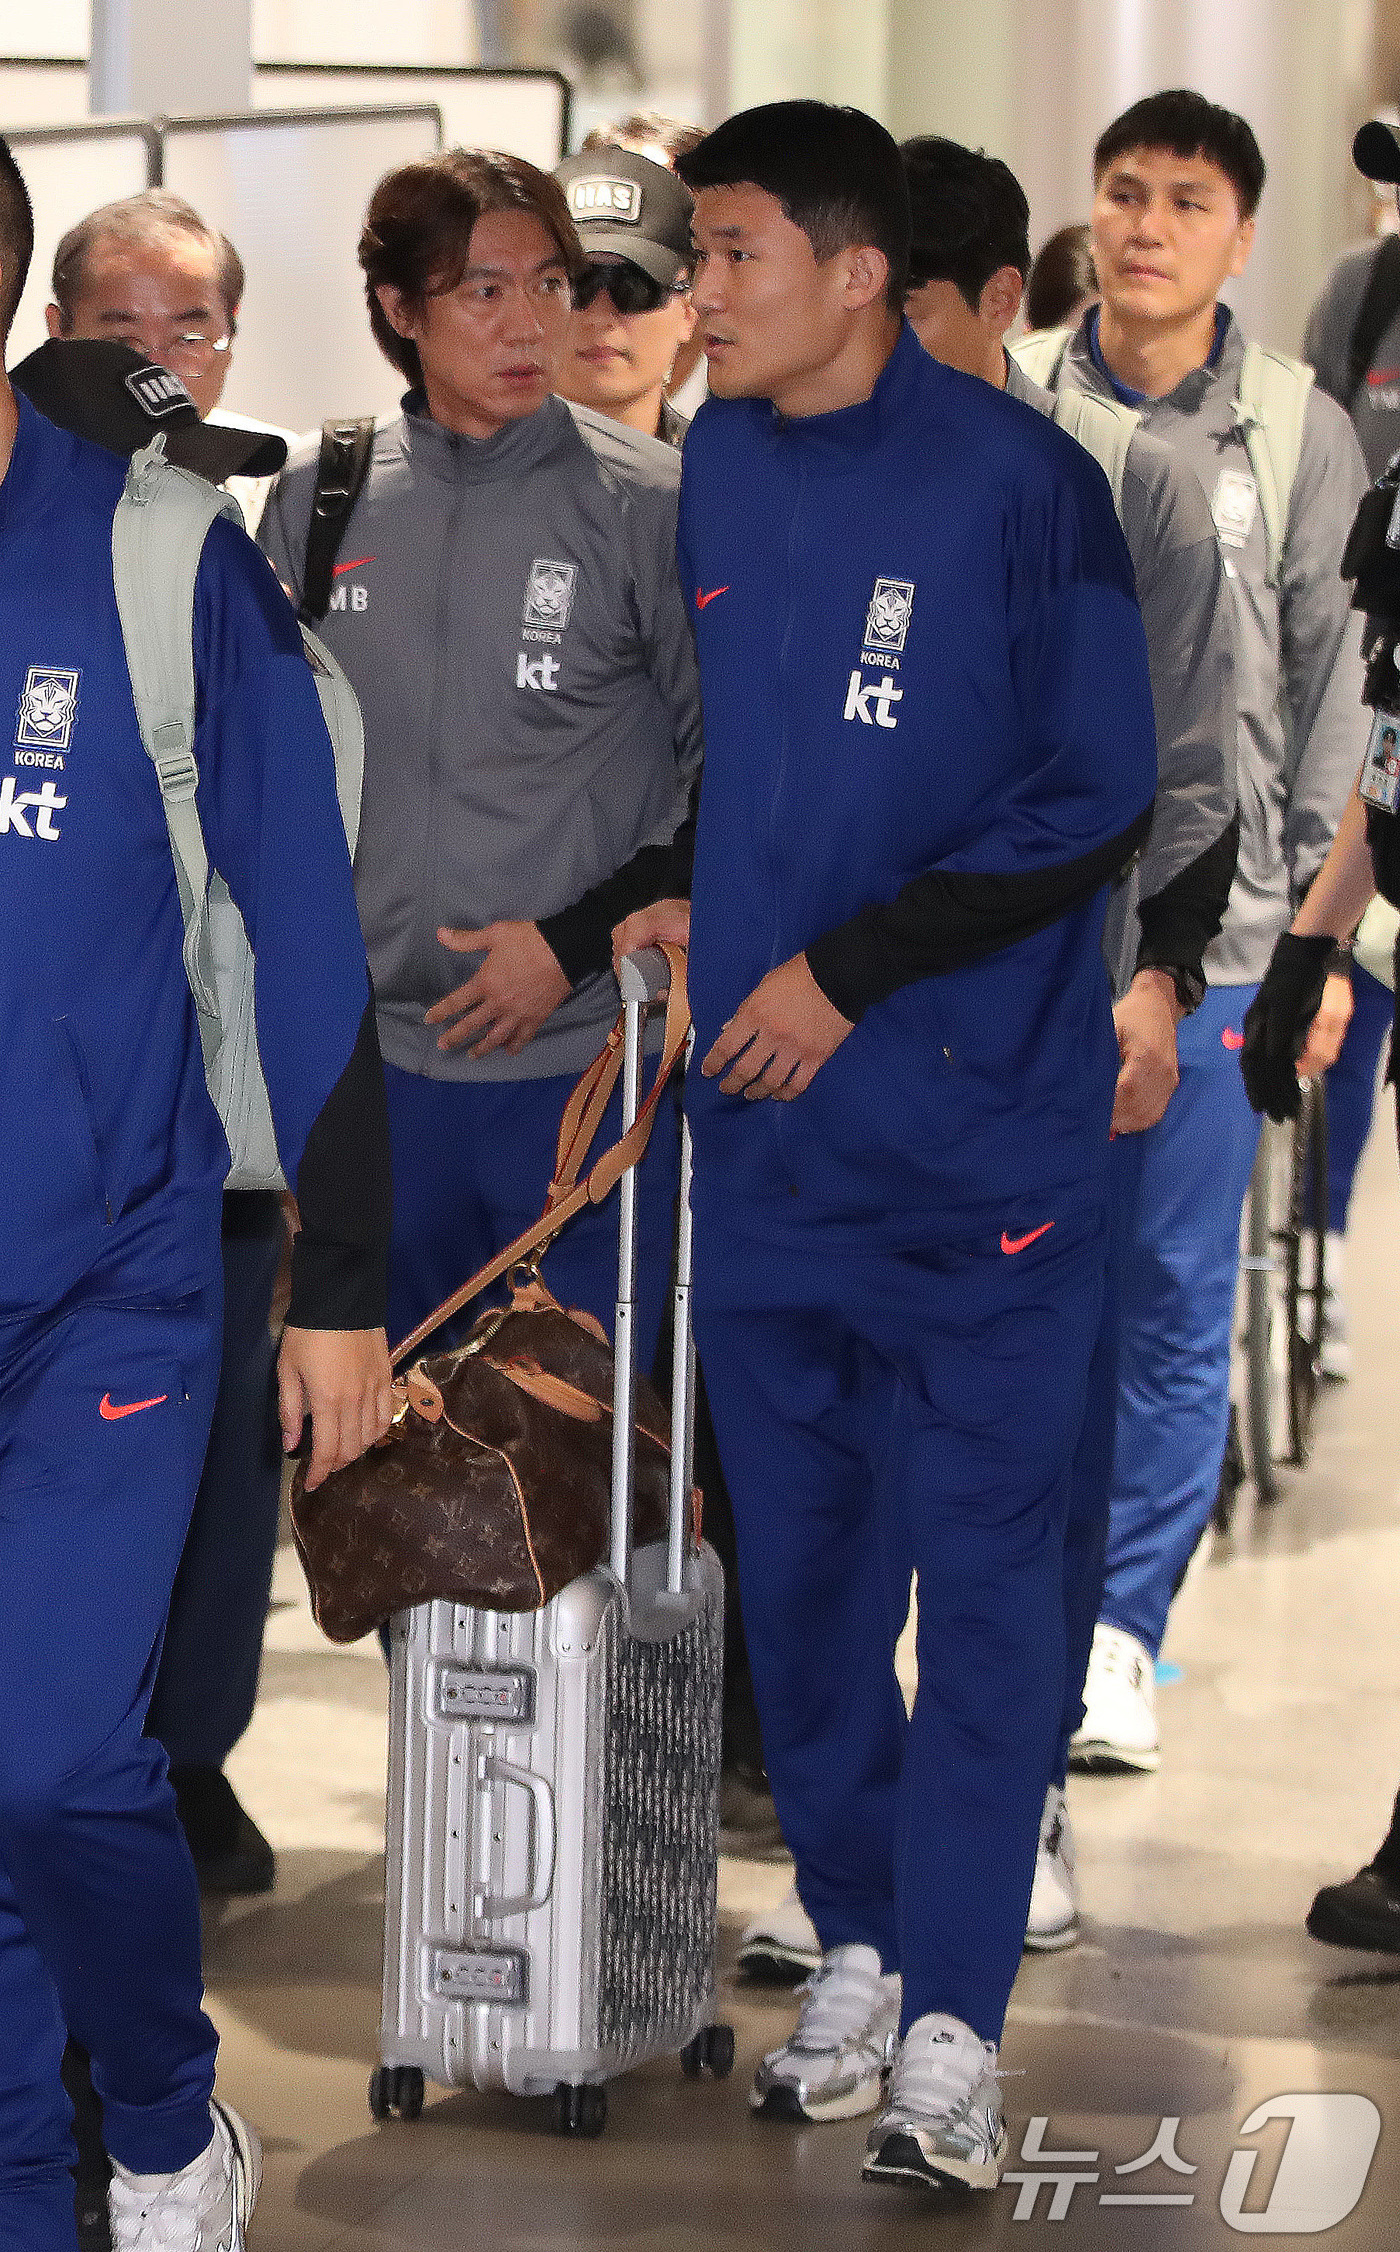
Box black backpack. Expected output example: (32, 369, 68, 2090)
(298, 417, 376, 624)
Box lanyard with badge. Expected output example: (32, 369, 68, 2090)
(1360, 708, 1400, 814)
(1358, 477, 1400, 815)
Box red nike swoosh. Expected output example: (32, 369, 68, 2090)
(695, 585, 730, 610)
(1001, 1222, 1055, 1255)
(1221, 1027, 1245, 1050)
(331, 556, 375, 577)
(99, 1392, 168, 1421)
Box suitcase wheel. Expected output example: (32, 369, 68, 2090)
(680, 2024, 736, 2081)
(551, 2081, 608, 2137)
(369, 2064, 425, 2122)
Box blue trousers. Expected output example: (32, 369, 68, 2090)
(1316, 962, 1394, 1229)
(0, 1288, 223, 2252)
(146, 1193, 284, 1768)
(1053, 1127, 1147, 1787)
(694, 1205, 1105, 2045)
(384, 1063, 679, 1363)
(1097, 986, 1262, 1658)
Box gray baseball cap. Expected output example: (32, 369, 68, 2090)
(555, 147, 695, 287)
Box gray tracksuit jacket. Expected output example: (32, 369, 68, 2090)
(1304, 238, 1400, 478)
(260, 392, 702, 1081)
(1042, 312, 1369, 985)
(1005, 353, 1238, 998)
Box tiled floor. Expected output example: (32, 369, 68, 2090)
(205, 1117, 1400, 2249)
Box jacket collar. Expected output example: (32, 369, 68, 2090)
(769, 320, 928, 450)
(1067, 303, 1246, 415)
(398, 389, 579, 484)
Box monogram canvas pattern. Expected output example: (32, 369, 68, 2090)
(291, 1298, 674, 1642)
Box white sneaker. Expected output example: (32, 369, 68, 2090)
(1069, 1622, 1160, 1773)
(1024, 1784, 1079, 1952)
(1320, 1230, 1351, 1381)
(750, 1942, 901, 2121)
(862, 2012, 1008, 2192)
(737, 1882, 822, 1984)
(109, 2099, 261, 2252)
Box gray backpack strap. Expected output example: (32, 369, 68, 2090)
(299, 623, 364, 854)
(1233, 342, 1315, 590)
(1007, 324, 1074, 390)
(112, 436, 243, 1053)
(1049, 387, 1140, 522)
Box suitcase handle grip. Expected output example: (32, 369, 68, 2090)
(474, 1756, 556, 1919)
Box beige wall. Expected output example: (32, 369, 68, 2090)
(724, 0, 1382, 353)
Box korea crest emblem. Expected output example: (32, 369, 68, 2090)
(864, 578, 915, 654)
(16, 666, 81, 751)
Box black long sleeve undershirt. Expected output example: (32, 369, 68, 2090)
(285, 997, 392, 1329)
(1134, 811, 1240, 986)
(805, 806, 1155, 1022)
(537, 814, 698, 986)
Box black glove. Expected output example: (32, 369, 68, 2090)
(1240, 933, 1336, 1120)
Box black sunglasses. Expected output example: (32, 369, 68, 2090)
(572, 262, 686, 315)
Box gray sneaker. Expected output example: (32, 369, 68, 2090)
(109, 2098, 261, 2252)
(751, 1942, 901, 2122)
(863, 2012, 1007, 2192)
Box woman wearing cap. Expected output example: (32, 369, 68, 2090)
(553, 147, 698, 447)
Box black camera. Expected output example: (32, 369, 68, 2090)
(1340, 462, 1400, 707)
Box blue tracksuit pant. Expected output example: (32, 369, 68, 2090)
(1053, 1127, 1147, 1787)
(146, 1194, 284, 1768)
(1097, 986, 1262, 1659)
(1315, 962, 1394, 1230)
(693, 1205, 1105, 2046)
(384, 1063, 678, 1360)
(0, 1288, 223, 2252)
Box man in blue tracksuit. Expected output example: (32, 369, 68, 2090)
(619, 102, 1156, 2196)
(0, 141, 393, 2252)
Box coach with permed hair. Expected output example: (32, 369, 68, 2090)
(261, 148, 701, 1364)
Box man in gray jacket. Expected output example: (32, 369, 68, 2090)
(906, 133, 1238, 1953)
(262, 150, 701, 1355)
(1011, 89, 1366, 1774)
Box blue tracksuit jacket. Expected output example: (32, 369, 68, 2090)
(0, 399, 375, 1323)
(679, 325, 1157, 1236)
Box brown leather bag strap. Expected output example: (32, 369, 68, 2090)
(390, 945, 690, 1369)
(546, 1022, 625, 1207)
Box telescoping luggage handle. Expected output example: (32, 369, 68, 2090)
(612, 948, 697, 1600)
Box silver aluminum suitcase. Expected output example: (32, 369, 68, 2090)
(371, 950, 731, 2136)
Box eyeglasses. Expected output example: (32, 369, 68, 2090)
(572, 262, 687, 316)
(164, 329, 233, 374)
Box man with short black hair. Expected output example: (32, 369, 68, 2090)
(619, 98, 1156, 2195)
(741, 123, 1237, 1974)
(0, 132, 392, 2252)
(898, 131, 1238, 1950)
(1011, 88, 1368, 1769)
